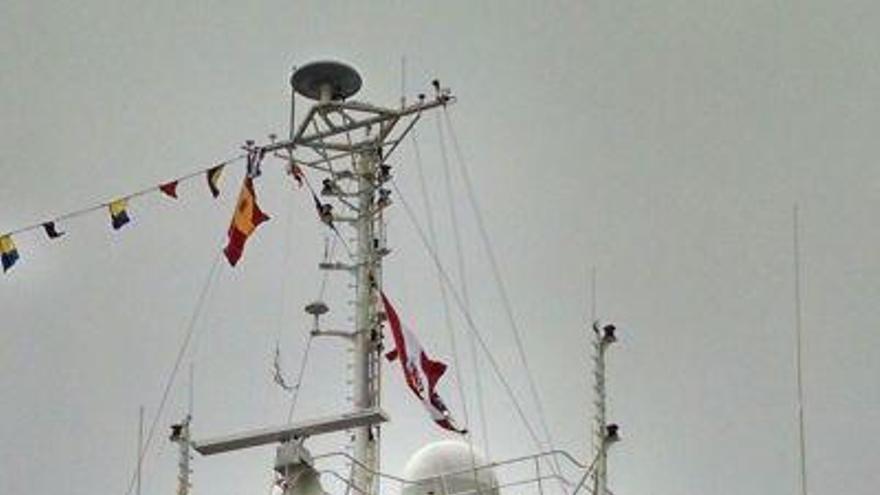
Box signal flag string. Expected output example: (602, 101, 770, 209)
(1, 153, 246, 273)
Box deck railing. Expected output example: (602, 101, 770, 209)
(308, 449, 598, 495)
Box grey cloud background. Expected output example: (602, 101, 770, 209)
(1, 2, 878, 495)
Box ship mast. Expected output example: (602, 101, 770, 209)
(189, 60, 452, 495)
(351, 133, 382, 493)
(170, 415, 192, 495)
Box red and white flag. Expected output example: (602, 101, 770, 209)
(380, 292, 467, 434)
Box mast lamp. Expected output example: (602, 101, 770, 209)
(593, 320, 618, 344)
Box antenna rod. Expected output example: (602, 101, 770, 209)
(589, 266, 597, 457)
(188, 363, 194, 417)
(137, 406, 144, 495)
(590, 267, 597, 324)
(793, 205, 808, 495)
(400, 56, 407, 108)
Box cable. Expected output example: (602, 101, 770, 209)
(441, 108, 563, 477)
(410, 128, 472, 428)
(123, 250, 223, 495)
(389, 177, 548, 463)
(286, 334, 315, 422)
(285, 219, 336, 422)
(433, 113, 491, 457)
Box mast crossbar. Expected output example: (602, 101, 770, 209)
(263, 96, 451, 154)
(192, 409, 389, 456)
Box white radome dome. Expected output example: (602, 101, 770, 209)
(402, 441, 498, 495)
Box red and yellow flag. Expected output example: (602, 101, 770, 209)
(223, 177, 269, 266)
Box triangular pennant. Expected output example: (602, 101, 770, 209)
(159, 180, 179, 199)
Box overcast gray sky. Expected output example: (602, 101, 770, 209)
(1, 2, 878, 495)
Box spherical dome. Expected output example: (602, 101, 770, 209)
(402, 441, 498, 495)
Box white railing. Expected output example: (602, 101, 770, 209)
(309, 450, 598, 495)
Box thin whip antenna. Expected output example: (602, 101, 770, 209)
(137, 406, 144, 495)
(793, 204, 808, 495)
(188, 363, 194, 418)
(589, 265, 597, 458)
(400, 56, 407, 108)
(591, 267, 597, 323)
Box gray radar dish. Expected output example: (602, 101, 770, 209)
(291, 61, 362, 101)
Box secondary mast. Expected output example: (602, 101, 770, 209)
(591, 320, 620, 495)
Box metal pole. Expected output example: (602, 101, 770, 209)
(176, 417, 192, 495)
(352, 147, 379, 495)
(592, 331, 607, 495)
(793, 205, 808, 495)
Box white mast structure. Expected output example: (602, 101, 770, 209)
(170, 415, 192, 495)
(188, 60, 452, 495)
(591, 320, 619, 495)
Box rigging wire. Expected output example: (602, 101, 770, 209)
(441, 109, 562, 468)
(411, 123, 489, 492)
(271, 185, 299, 397)
(433, 113, 491, 457)
(285, 233, 337, 422)
(286, 334, 315, 422)
(388, 176, 549, 466)
(123, 249, 224, 495)
(409, 128, 473, 432)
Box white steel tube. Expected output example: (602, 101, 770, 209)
(352, 149, 379, 494)
(177, 417, 192, 495)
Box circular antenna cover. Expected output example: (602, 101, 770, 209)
(291, 61, 362, 101)
(402, 441, 498, 495)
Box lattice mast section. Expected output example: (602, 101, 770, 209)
(273, 61, 453, 495)
(591, 321, 619, 495)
